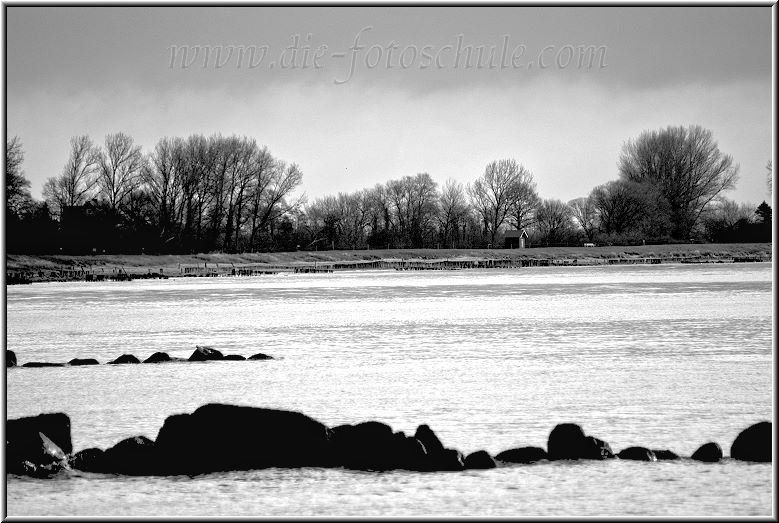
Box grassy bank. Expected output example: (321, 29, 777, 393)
(5, 243, 772, 276)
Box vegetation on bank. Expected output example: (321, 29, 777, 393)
(5, 125, 773, 256)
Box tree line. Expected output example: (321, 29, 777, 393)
(5, 125, 772, 254)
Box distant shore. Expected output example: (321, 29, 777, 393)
(4, 242, 773, 284)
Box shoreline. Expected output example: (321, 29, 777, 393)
(5, 242, 773, 284)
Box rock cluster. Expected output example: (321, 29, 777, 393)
(6, 348, 274, 368)
(5, 405, 772, 478)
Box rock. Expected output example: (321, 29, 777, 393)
(730, 421, 771, 462)
(691, 442, 723, 462)
(7, 350, 17, 367)
(652, 449, 680, 460)
(6, 431, 69, 476)
(109, 354, 141, 364)
(464, 450, 497, 469)
(143, 352, 174, 363)
(68, 358, 99, 366)
(329, 421, 397, 470)
(433, 448, 466, 471)
(69, 447, 109, 472)
(495, 446, 548, 463)
(104, 436, 160, 475)
(7, 412, 73, 455)
(189, 346, 224, 362)
(547, 424, 614, 460)
(155, 403, 331, 474)
(618, 446, 657, 461)
(21, 362, 65, 368)
(248, 353, 274, 360)
(223, 355, 246, 361)
(414, 424, 445, 455)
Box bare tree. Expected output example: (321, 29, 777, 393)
(619, 125, 739, 239)
(590, 180, 648, 236)
(96, 132, 144, 211)
(6, 136, 33, 218)
(568, 196, 598, 241)
(507, 166, 540, 231)
(535, 198, 573, 245)
(43, 135, 100, 218)
(437, 178, 468, 248)
(468, 159, 523, 245)
(144, 136, 187, 244)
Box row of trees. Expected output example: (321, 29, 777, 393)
(5, 125, 772, 254)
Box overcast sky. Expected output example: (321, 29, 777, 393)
(5, 6, 773, 206)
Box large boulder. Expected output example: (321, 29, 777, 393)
(21, 362, 65, 368)
(7, 350, 17, 367)
(652, 449, 680, 460)
(464, 450, 497, 469)
(109, 354, 140, 364)
(329, 421, 427, 471)
(730, 421, 771, 462)
(104, 436, 161, 475)
(618, 446, 657, 461)
(6, 431, 69, 476)
(189, 346, 224, 362)
(414, 424, 445, 455)
(154, 403, 331, 474)
(68, 358, 99, 366)
(547, 424, 614, 460)
(143, 352, 176, 363)
(495, 446, 548, 464)
(691, 442, 723, 463)
(412, 424, 464, 471)
(7, 412, 73, 455)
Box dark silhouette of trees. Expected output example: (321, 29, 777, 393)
(43, 135, 100, 218)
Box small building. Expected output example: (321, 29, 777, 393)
(504, 229, 529, 249)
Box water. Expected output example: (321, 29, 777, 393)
(4, 263, 774, 516)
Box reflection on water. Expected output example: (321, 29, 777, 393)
(5, 263, 773, 516)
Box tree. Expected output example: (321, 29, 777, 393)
(437, 178, 469, 248)
(590, 180, 648, 236)
(618, 125, 739, 239)
(755, 201, 771, 224)
(568, 196, 598, 241)
(535, 198, 573, 245)
(469, 159, 524, 245)
(96, 132, 144, 212)
(6, 136, 33, 219)
(42, 135, 100, 218)
(507, 166, 540, 231)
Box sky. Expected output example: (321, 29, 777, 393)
(4, 6, 774, 206)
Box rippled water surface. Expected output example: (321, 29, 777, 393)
(4, 263, 774, 516)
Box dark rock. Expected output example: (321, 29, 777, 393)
(69, 447, 109, 472)
(464, 450, 497, 469)
(691, 442, 723, 462)
(223, 355, 246, 361)
(155, 403, 331, 474)
(7, 412, 73, 455)
(143, 352, 173, 363)
(6, 431, 68, 476)
(495, 446, 548, 463)
(652, 449, 680, 460)
(414, 424, 445, 456)
(433, 448, 466, 471)
(248, 353, 274, 360)
(7, 350, 17, 367)
(580, 436, 615, 459)
(329, 421, 397, 470)
(730, 421, 771, 462)
(548, 423, 586, 460)
(109, 354, 141, 364)
(68, 358, 99, 366)
(21, 362, 65, 368)
(618, 446, 657, 461)
(104, 436, 160, 475)
(189, 346, 224, 362)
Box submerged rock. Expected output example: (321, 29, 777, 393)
(21, 362, 65, 368)
(68, 447, 109, 473)
(68, 358, 99, 366)
(154, 403, 331, 474)
(109, 354, 141, 364)
(691, 442, 723, 463)
(464, 450, 497, 469)
(495, 446, 548, 464)
(104, 436, 160, 475)
(618, 447, 657, 461)
(143, 352, 178, 363)
(7, 350, 17, 367)
(223, 354, 247, 361)
(730, 421, 771, 462)
(189, 346, 224, 362)
(248, 353, 274, 360)
(652, 449, 680, 460)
